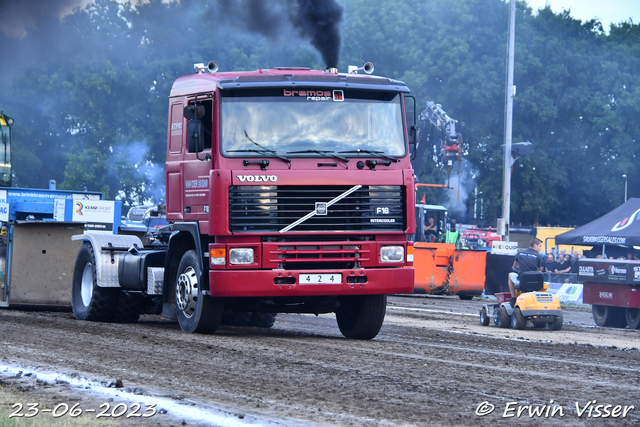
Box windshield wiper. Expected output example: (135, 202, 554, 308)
(338, 149, 399, 162)
(286, 149, 349, 163)
(232, 130, 291, 165)
(227, 149, 291, 165)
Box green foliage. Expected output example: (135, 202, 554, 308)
(0, 0, 638, 224)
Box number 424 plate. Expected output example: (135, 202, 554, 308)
(300, 273, 342, 285)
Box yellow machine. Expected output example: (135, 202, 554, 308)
(480, 271, 563, 330)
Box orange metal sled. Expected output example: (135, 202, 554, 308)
(413, 242, 486, 298)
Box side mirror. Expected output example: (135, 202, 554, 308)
(406, 95, 418, 160)
(187, 119, 204, 153)
(183, 104, 205, 120)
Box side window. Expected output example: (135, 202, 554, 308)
(186, 99, 213, 152)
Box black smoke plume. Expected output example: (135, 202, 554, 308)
(219, 0, 344, 68)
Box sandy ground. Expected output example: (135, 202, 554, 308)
(1, 296, 639, 426)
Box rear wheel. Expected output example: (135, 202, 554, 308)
(71, 243, 118, 321)
(511, 307, 526, 330)
(592, 305, 626, 328)
(175, 250, 223, 334)
(548, 312, 564, 330)
(458, 294, 474, 301)
(480, 307, 490, 326)
(221, 310, 252, 326)
(249, 312, 277, 328)
(625, 308, 640, 329)
(495, 306, 510, 328)
(336, 295, 386, 339)
(113, 292, 143, 323)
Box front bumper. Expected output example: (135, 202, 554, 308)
(208, 267, 414, 297)
(520, 309, 562, 318)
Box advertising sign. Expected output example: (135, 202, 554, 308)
(490, 241, 518, 255)
(71, 200, 116, 232)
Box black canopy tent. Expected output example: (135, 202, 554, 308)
(555, 198, 640, 257)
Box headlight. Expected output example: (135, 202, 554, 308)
(380, 246, 404, 263)
(229, 248, 254, 265)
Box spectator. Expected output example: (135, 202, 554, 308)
(542, 253, 556, 273)
(424, 216, 437, 242)
(554, 253, 571, 281)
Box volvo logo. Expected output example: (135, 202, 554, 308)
(237, 175, 278, 182)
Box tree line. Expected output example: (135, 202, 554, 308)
(0, 0, 638, 226)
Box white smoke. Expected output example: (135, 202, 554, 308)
(442, 158, 478, 221)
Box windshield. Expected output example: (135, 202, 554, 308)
(220, 91, 406, 158)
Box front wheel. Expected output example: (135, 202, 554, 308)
(175, 250, 224, 334)
(511, 307, 526, 330)
(336, 295, 387, 339)
(548, 312, 564, 330)
(479, 307, 490, 326)
(625, 308, 640, 329)
(592, 305, 626, 328)
(71, 243, 118, 321)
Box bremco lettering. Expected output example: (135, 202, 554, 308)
(237, 175, 278, 182)
(583, 236, 627, 244)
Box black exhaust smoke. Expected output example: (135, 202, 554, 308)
(220, 0, 344, 69)
(288, 0, 344, 69)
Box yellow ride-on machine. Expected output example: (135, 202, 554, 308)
(480, 271, 563, 330)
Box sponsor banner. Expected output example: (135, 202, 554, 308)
(0, 202, 8, 222)
(490, 241, 518, 255)
(72, 200, 116, 224)
(546, 282, 585, 305)
(0, 190, 6, 204)
(582, 235, 627, 244)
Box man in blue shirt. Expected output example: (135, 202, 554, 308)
(508, 237, 543, 307)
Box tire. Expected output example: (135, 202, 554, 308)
(336, 295, 387, 339)
(548, 312, 564, 330)
(495, 306, 510, 329)
(174, 250, 224, 334)
(113, 292, 143, 323)
(480, 307, 490, 326)
(221, 310, 252, 326)
(592, 305, 626, 328)
(249, 312, 277, 329)
(71, 243, 119, 322)
(511, 307, 526, 330)
(625, 308, 640, 329)
(458, 294, 474, 301)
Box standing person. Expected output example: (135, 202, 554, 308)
(554, 253, 571, 281)
(542, 253, 556, 274)
(439, 219, 461, 249)
(508, 238, 543, 308)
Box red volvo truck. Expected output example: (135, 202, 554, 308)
(71, 62, 416, 339)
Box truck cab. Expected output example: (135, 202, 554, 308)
(72, 63, 417, 339)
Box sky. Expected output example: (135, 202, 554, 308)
(526, 0, 639, 30)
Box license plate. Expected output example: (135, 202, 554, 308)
(299, 273, 342, 285)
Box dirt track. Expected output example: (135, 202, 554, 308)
(1, 296, 640, 426)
